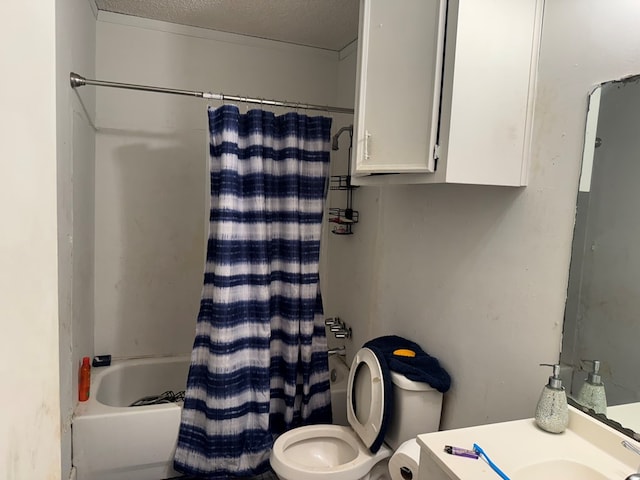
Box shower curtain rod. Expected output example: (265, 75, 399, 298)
(69, 72, 354, 115)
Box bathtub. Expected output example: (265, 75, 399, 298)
(329, 354, 349, 426)
(72, 353, 349, 480)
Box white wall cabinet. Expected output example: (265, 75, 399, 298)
(352, 0, 544, 186)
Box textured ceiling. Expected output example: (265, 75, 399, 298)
(95, 0, 359, 51)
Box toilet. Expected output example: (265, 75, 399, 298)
(270, 347, 443, 480)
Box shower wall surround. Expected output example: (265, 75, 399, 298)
(93, 14, 349, 358)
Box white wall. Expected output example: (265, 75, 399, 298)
(56, 0, 97, 476)
(93, 14, 348, 357)
(327, 0, 640, 431)
(0, 2, 62, 479)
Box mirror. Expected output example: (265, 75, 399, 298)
(562, 73, 640, 440)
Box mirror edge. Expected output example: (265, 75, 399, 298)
(563, 74, 640, 442)
(568, 397, 640, 442)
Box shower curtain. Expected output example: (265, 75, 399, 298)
(174, 105, 333, 478)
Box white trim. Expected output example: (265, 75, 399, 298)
(86, 0, 98, 19)
(96, 11, 339, 60)
(579, 86, 601, 193)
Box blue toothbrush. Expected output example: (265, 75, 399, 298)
(473, 444, 511, 480)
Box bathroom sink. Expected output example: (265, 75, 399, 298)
(512, 459, 609, 480)
(417, 407, 639, 480)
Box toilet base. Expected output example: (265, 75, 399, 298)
(272, 458, 390, 480)
(367, 459, 390, 480)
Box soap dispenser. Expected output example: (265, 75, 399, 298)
(535, 363, 569, 433)
(576, 360, 607, 415)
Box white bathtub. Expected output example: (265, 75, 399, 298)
(72, 354, 349, 480)
(329, 354, 349, 426)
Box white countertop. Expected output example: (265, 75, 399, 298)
(609, 402, 640, 435)
(417, 407, 640, 480)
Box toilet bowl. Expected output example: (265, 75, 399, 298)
(270, 424, 392, 480)
(270, 347, 443, 480)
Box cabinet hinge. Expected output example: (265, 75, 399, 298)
(433, 144, 440, 161)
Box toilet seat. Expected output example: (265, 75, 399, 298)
(270, 348, 393, 480)
(347, 348, 388, 450)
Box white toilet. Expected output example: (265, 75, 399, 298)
(270, 347, 443, 480)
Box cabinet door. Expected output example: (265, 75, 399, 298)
(353, 0, 446, 176)
(438, 0, 543, 186)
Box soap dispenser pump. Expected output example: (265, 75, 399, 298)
(535, 363, 569, 433)
(576, 360, 607, 415)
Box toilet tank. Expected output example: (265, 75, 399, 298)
(384, 371, 443, 449)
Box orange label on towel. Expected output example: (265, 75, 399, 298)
(393, 348, 416, 358)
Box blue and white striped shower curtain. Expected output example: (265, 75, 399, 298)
(174, 105, 333, 478)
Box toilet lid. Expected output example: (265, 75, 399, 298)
(346, 348, 387, 450)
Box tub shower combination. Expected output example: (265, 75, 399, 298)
(72, 353, 349, 480)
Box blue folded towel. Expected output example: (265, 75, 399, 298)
(363, 335, 451, 393)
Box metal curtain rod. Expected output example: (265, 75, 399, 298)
(69, 72, 354, 115)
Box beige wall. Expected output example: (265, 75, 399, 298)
(0, 2, 61, 478)
(327, 0, 640, 431)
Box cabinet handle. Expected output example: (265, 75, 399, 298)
(365, 131, 371, 160)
